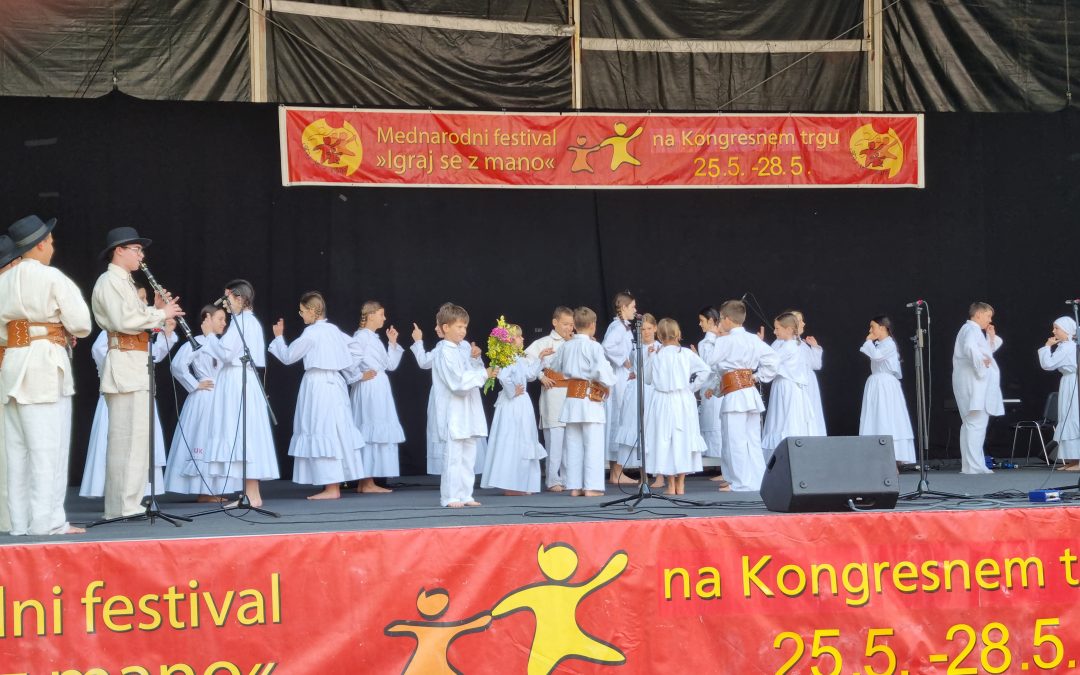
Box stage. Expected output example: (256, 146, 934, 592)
(0, 463, 1070, 545)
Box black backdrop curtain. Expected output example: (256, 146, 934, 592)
(1, 92, 1078, 484)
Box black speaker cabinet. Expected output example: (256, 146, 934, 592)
(760, 436, 899, 512)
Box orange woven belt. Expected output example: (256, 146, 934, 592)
(720, 369, 755, 396)
(542, 368, 570, 387)
(5, 320, 71, 349)
(565, 378, 610, 402)
(107, 331, 150, 352)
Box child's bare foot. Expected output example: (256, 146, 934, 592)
(651, 477, 665, 488)
(548, 484, 565, 492)
(610, 473, 636, 485)
(584, 490, 604, 497)
(56, 525, 85, 535)
(308, 485, 341, 500)
(664, 487, 677, 495)
(676, 486, 685, 495)
(502, 490, 527, 496)
(358, 478, 392, 493)
(709, 474, 726, 482)
(446, 502, 465, 508)
(197, 495, 227, 503)
(465, 501, 482, 507)
(570, 489, 584, 496)
(717, 484, 732, 492)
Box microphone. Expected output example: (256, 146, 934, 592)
(740, 292, 748, 302)
(905, 299, 925, 308)
(214, 293, 230, 308)
(1066, 299, 1080, 306)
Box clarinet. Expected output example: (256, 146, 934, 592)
(139, 262, 199, 349)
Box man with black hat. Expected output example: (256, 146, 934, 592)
(0, 215, 92, 535)
(91, 227, 184, 520)
(0, 234, 23, 533)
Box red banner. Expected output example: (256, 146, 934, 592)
(280, 108, 924, 189)
(2, 506, 1077, 674)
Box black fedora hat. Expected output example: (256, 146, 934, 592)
(0, 234, 19, 268)
(8, 215, 56, 256)
(100, 226, 152, 261)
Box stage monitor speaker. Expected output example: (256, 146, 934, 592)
(760, 436, 899, 513)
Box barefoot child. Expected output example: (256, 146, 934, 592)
(859, 315, 916, 468)
(602, 291, 638, 485)
(431, 304, 495, 507)
(644, 318, 710, 495)
(351, 300, 405, 493)
(269, 292, 365, 500)
(762, 312, 815, 460)
(549, 307, 617, 497)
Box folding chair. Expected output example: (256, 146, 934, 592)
(1010, 392, 1058, 466)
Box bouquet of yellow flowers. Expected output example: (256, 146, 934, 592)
(484, 316, 522, 394)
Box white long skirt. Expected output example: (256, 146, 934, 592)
(481, 396, 545, 492)
(204, 363, 280, 481)
(1055, 373, 1080, 459)
(605, 367, 630, 461)
(859, 373, 916, 463)
(79, 395, 166, 498)
(290, 369, 365, 486)
(807, 371, 827, 436)
(351, 371, 404, 478)
(645, 390, 706, 475)
(761, 379, 815, 460)
(164, 389, 241, 495)
(699, 394, 724, 458)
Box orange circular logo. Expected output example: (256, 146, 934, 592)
(849, 124, 904, 178)
(301, 118, 363, 176)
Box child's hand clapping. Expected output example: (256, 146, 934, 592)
(272, 319, 285, 337)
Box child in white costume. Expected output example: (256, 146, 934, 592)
(523, 306, 574, 491)
(791, 310, 827, 436)
(269, 292, 365, 500)
(351, 301, 405, 493)
(79, 291, 176, 499)
(951, 301, 1004, 475)
(201, 279, 280, 507)
(858, 315, 916, 466)
(482, 323, 552, 494)
(549, 306, 617, 496)
(1038, 316, 1080, 470)
(696, 307, 725, 465)
(704, 300, 778, 492)
(164, 304, 241, 498)
(619, 315, 661, 482)
(644, 318, 710, 495)
(431, 304, 494, 507)
(762, 313, 815, 460)
(602, 291, 637, 485)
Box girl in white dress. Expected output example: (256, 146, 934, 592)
(791, 310, 827, 436)
(602, 291, 637, 485)
(858, 315, 916, 466)
(202, 279, 279, 507)
(270, 292, 365, 499)
(351, 301, 404, 493)
(644, 319, 710, 495)
(79, 284, 175, 498)
(696, 306, 727, 485)
(1038, 316, 1080, 470)
(164, 304, 240, 499)
(762, 313, 815, 460)
(481, 324, 553, 494)
(618, 315, 661, 482)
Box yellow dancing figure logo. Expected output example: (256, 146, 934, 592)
(492, 543, 629, 674)
(301, 117, 363, 176)
(849, 123, 904, 178)
(568, 122, 644, 174)
(384, 542, 629, 674)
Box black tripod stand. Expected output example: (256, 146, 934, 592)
(901, 301, 968, 500)
(89, 330, 192, 528)
(603, 316, 698, 510)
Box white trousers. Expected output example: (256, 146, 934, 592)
(722, 411, 766, 492)
(542, 426, 566, 488)
(441, 437, 477, 506)
(0, 404, 10, 532)
(564, 422, 605, 492)
(104, 391, 151, 519)
(5, 396, 72, 535)
(959, 410, 992, 474)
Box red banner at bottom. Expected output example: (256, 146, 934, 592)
(0, 507, 1078, 673)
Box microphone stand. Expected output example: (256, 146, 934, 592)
(603, 316, 698, 510)
(901, 302, 967, 500)
(89, 330, 192, 528)
(1051, 300, 1080, 491)
(196, 310, 279, 518)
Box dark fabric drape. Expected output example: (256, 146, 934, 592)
(884, 0, 1079, 111)
(267, 12, 571, 109)
(0, 0, 249, 101)
(2, 95, 1079, 482)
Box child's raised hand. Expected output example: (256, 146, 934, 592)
(411, 322, 423, 342)
(757, 326, 766, 340)
(386, 325, 399, 344)
(538, 347, 555, 359)
(805, 336, 819, 348)
(471, 342, 482, 359)
(272, 319, 285, 337)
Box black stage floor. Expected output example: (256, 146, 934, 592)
(4, 462, 1079, 546)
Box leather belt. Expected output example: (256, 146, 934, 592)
(107, 331, 150, 352)
(6, 320, 72, 349)
(0, 346, 5, 367)
(720, 369, 755, 396)
(542, 368, 570, 387)
(565, 378, 610, 402)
